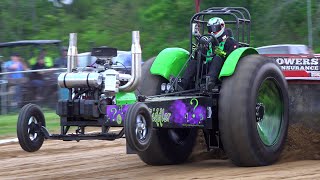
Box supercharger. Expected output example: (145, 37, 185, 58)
(57, 31, 141, 95)
(57, 68, 128, 93)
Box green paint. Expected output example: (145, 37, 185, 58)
(150, 108, 171, 127)
(150, 47, 190, 80)
(208, 17, 219, 24)
(206, 41, 226, 63)
(219, 47, 258, 79)
(190, 98, 199, 118)
(190, 98, 198, 110)
(206, 44, 213, 63)
(116, 114, 122, 125)
(218, 41, 226, 50)
(256, 79, 283, 146)
(115, 92, 137, 105)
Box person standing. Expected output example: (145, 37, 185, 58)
(3, 53, 25, 79)
(54, 47, 68, 68)
(3, 53, 27, 106)
(28, 49, 54, 68)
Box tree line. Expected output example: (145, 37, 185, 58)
(0, 0, 319, 60)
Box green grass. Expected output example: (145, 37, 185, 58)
(0, 111, 60, 138)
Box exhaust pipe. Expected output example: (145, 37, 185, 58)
(67, 33, 78, 73)
(119, 31, 142, 92)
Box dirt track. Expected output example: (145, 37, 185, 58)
(0, 125, 319, 180)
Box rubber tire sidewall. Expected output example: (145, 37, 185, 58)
(219, 55, 289, 166)
(125, 102, 153, 152)
(136, 57, 197, 165)
(17, 103, 46, 152)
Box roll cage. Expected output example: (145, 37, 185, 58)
(189, 7, 251, 52)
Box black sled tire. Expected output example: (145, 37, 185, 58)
(219, 55, 289, 167)
(17, 103, 46, 152)
(136, 57, 197, 165)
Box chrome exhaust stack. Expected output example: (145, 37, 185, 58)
(67, 33, 78, 73)
(119, 31, 142, 92)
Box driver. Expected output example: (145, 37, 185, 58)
(179, 17, 238, 90)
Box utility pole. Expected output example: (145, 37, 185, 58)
(307, 0, 312, 48)
(195, 0, 201, 13)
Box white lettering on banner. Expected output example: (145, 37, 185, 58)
(280, 66, 319, 71)
(296, 59, 302, 65)
(303, 58, 310, 65)
(275, 58, 319, 66)
(311, 58, 318, 65)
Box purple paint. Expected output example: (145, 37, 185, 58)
(169, 99, 207, 126)
(169, 100, 187, 124)
(106, 105, 129, 122)
(105, 99, 207, 127)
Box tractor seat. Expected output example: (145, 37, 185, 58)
(225, 28, 233, 37)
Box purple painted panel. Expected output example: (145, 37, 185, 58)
(106, 105, 129, 124)
(168, 99, 206, 126)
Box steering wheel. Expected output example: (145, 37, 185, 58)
(199, 34, 219, 47)
(196, 34, 219, 58)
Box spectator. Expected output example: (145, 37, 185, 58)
(54, 46, 68, 68)
(3, 53, 26, 79)
(30, 55, 48, 100)
(3, 53, 27, 106)
(28, 49, 54, 68)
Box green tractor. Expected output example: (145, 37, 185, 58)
(17, 7, 288, 167)
(133, 7, 288, 166)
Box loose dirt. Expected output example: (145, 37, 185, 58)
(280, 124, 320, 161)
(0, 124, 319, 180)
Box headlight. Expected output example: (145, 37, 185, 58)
(161, 83, 166, 92)
(166, 83, 172, 91)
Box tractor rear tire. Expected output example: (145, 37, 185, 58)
(219, 54, 289, 166)
(136, 57, 197, 165)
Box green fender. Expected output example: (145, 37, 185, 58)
(150, 48, 189, 80)
(219, 47, 258, 79)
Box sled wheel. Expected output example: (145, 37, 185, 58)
(219, 54, 289, 166)
(17, 103, 46, 152)
(125, 102, 153, 152)
(135, 57, 197, 165)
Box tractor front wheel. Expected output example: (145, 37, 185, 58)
(17, 103, 46, 152)
(125, 102, 153, 152)
(136, 57, 197, 165)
